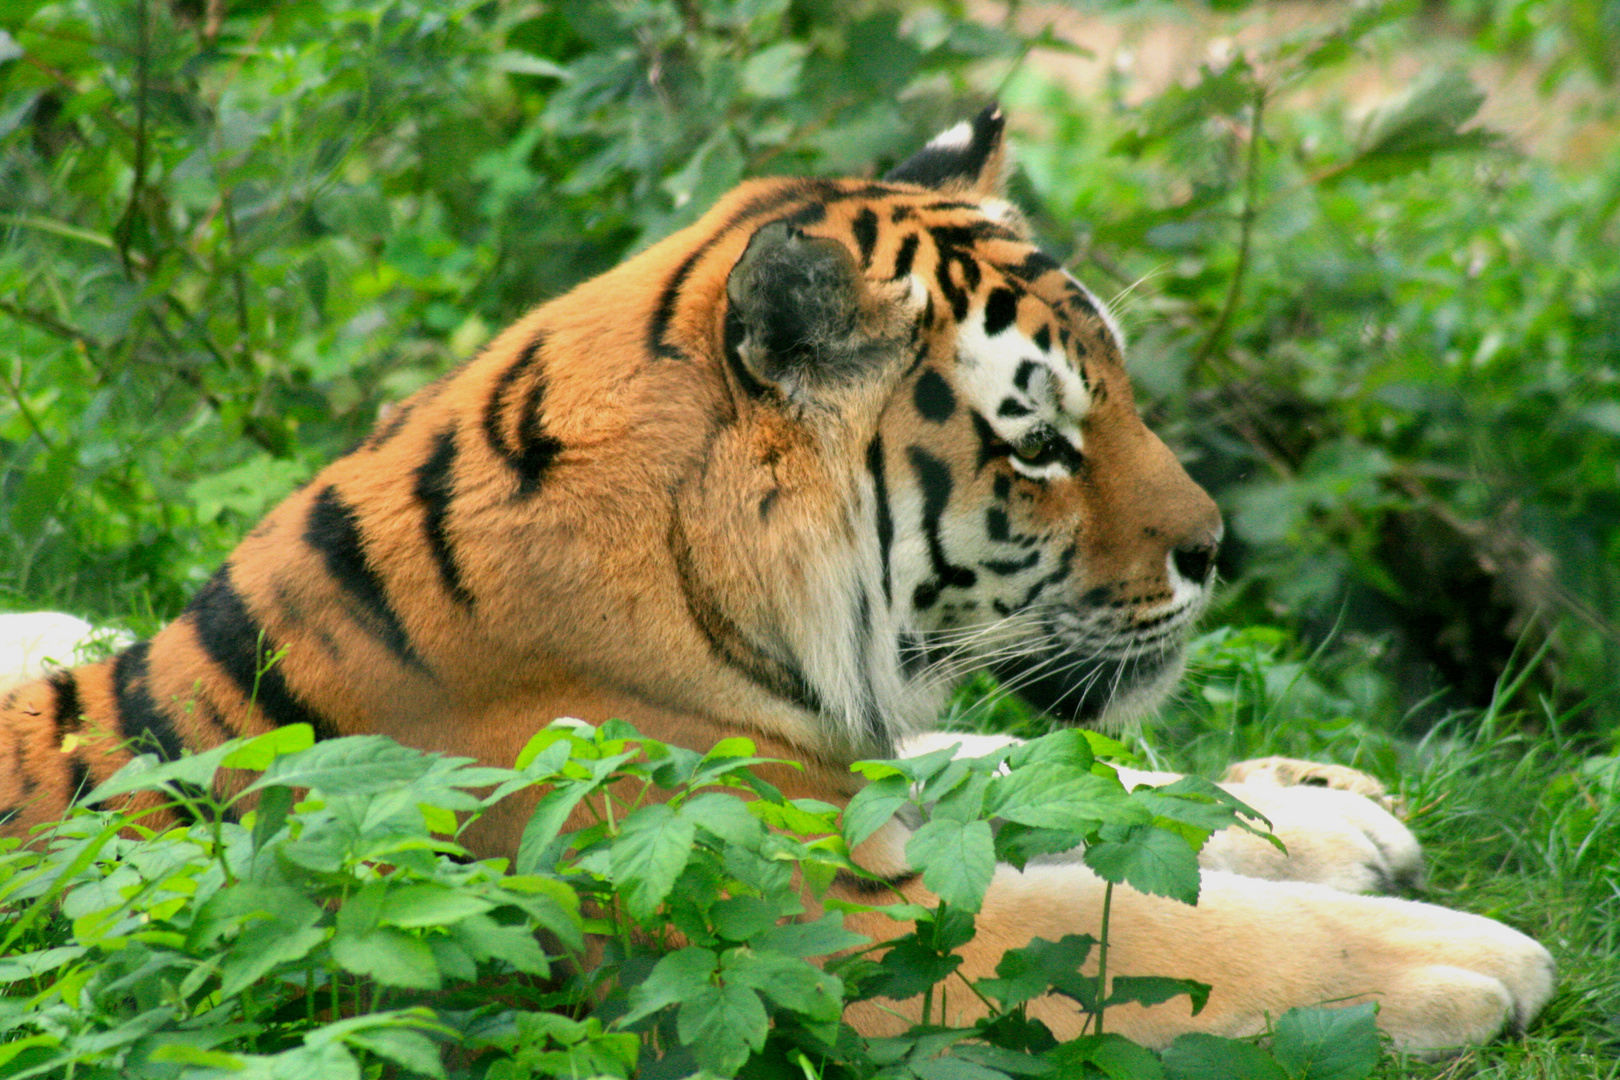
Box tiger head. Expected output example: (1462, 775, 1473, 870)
(638, 106, 1222, 757)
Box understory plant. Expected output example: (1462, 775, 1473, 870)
(0, 717, 1383, 1079)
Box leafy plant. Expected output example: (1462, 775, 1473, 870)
(0, 720, 1386, 1079)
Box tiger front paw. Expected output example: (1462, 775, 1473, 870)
(1205, 777, 1426, 895)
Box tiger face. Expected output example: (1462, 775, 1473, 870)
(674, 107, 1221, 756)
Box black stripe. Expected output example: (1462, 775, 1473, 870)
(997, 397, 1032, 418)
(669, 509, 824, 716)
(982, 551, 1040, 576)
(907, 446, 978, 598)
(834, 867, 919, 896)
(304, 485, 427, 673)
(850, 589, 885, 748)
(46, 670, 83, 734)
(187, 566, 340, 741)
(891, 233, 919, 280)
(414, 426, 474, 606)
(112, 642, 185, 763)
(983, 286, 1019, 336)
(852, 207, 878, 269)
(912, 368, 956, 423)
(483, 334, 563, 496)
(723, 307, 771, 399)
(999, 251, 1059, 284)
(67, 758, 90, 803)
(866, 435, 894, 607)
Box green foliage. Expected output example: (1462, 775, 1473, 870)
(0, 721, 1389, 1079)
(3, 0, 1618, 1075)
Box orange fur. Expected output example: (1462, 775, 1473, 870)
(0, 110, 1551, 1054)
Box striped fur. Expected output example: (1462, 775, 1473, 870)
(0, 109, 1554, 1054)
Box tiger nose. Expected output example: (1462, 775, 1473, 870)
(1171, 537, 1219, 585)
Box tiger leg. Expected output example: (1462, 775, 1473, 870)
(844, 863, 1554, 1055)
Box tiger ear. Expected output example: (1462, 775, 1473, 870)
(884, 104, 1007, 196)
(725, 220, 887, 404)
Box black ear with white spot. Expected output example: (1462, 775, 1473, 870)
(885, 104, 1006, 196)
(725, 220, 882, 402)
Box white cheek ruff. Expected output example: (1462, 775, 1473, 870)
(1063, 268, 1126, 351)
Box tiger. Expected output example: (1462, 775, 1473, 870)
(0, 106, 1552, 1054)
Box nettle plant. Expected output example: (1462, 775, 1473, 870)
(0, 723, 1380, 1080)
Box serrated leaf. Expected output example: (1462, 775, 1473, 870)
(1162, 1033, 1288, 1080)
(753, 912, 867, 957)
(723, 949, 843, 1020)
(989, 764, 1148, 831)
(330, 927, 441, 989)
(678, 980, 768, 1075)
(1084, 827, 1202, 904)
(843, 772, 910, 847)
(1271, 1004, 1380, 1080)
(1048, 1032, 1164, 1079)
(219, 925, 328, 999)
(343, 1027, 446, 1079)
(907, 817, 995, 912)
(222, 724, 315, 771)
(610, 803, 696, 918)
(248, 736, 437, 796)
(1333, 67, 1495, 183)
(622, 947, 718, 1025)
(378, 883, 495, 928)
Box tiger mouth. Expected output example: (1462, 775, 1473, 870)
(984, 607, 1199, 725)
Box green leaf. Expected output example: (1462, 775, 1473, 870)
(710, 896, 779, 941)
(378, 883, 496, 928)
(219, 925, 328, 999)
(343, 1027, 446, 1079)
(1271, 1004, 1381, 1080)
(330, 927, 441, 989)
(1084, 826, 1203, 904)
(1162, 1034, 1288, 1080)
(249, 736, 438, 796)
(906, 817, 995, 912)
(610, 803, 696, 918)
(1106, 975, 1210, 1016)
(742, 41, 808, 98)
(222, 724, 315, 771)
(980, 934, 1096, 1010)
(622, 947, 719, 1025)
(843, 773, 910, 847)
(678, 980, 769, 1075)
(988, 764, 1148, 831)
(1048, 1032, 1165, 1079)
(723, 948, 843, 1020)
(1334, 67, 1495, 183)
(449, 913, 554, 975)
(752, 912, 867, 957)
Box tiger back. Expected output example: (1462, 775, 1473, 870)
(1, 107, 1220, 852)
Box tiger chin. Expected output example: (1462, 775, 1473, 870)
(0, 106, 1552, 1056)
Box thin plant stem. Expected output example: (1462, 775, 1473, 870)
(1092, 879, 1114, 1036)
(1194, 86, 1269, 372)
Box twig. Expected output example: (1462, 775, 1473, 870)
(1194, 86, 1268, 371)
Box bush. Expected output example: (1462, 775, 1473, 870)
(0, 719, 1385, 1079)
